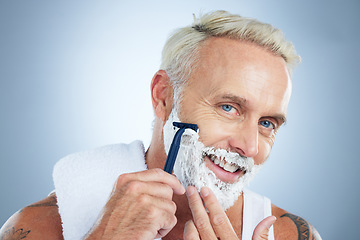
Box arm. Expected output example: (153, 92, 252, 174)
(273, 211, 322, 240)
(1, 168, 185, 240)
(0, 194, 63, 240)
(84, 168, 185, 240)
(272, 205, 322, 240)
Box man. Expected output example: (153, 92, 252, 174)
(0, 11, 321, 239)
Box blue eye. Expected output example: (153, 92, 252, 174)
(221, 105, 233, 112)
(260, 120, 274, 129)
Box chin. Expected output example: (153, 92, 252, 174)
(163, 108, 262, 210)
(172, 129, 262, 210)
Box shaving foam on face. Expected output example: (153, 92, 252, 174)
(163, 108, 262, 210)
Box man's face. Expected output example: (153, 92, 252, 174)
(163, 38, 291, 210)
(176, 38, 292, 184)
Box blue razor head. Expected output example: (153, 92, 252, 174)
(173, 122, 198, 132)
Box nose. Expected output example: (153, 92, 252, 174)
(228, 121, 259, 158)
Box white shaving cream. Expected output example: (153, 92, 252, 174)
(163, 109, 262, 210)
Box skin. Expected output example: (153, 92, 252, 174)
(0, 38, 321, 240)
(0, 193, 62, 240)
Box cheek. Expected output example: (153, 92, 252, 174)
(197, 117, 238, 147)
(180, 104, 227, 145)
(254, 139, 273, 165)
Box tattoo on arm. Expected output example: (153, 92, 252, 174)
(0, 227, 30, 240)
(280, 213, 321, 240)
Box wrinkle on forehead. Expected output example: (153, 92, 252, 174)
(184, 38, 292, 115)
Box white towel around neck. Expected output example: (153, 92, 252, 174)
(53, 140, 147, 240)
(53, 140, 273, 240)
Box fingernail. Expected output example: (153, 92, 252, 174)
(201, 187, 209, 197)
(180, 184, 186, 194)
(186, 186, 195, 197)
(267, 216, 277, 228)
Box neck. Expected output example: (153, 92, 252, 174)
(145, 117, 168, 170)
(145, 143, 166, 170)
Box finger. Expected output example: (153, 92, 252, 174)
(124, 194, 178, 239)
(148, 204, 178, 239)
(137, 193, 177, 215)
(252, 216, 276, 240)
(122, 180, 176, 200)
(155, 213, 178, 239)
(105, 191, 177, 240)
(116, 168, 186, 195)
(200, 187, 238, 239)
(186, 186, 217, 239)
(184, 220, 200, 240)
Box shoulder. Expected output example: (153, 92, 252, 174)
(0, 193, 63, 240)
(271, 204, 322, 240)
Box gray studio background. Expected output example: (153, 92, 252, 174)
(1, 1, 359, 239)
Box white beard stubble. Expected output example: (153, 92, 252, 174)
(163, 108, 262, 210)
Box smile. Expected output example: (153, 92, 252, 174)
(201, 148, 249, 183)
(207, 153, 245, 173)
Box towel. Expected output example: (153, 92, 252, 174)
(242, 189, 275, 240)
(53, 140, 147, 240)
(53, 140, 273, 240)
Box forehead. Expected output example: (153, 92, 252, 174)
(185, 38, 292, 114)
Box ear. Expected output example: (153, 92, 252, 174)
(150, 70, 173, 123)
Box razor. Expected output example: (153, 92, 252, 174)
(163, 122, 198, 173)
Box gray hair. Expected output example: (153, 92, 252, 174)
(160, 10, 300, 106)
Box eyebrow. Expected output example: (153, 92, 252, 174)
(268, 114, 287, 126)
(219, 93, 287, 125)
(220, 94, 247, 106)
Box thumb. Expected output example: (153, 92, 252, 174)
(252, 216, 276, 240)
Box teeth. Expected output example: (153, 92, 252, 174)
(207, 154, 241, 173)
(223, 163, 238, 173)
(219, 159, 225, 167)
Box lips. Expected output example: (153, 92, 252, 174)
(201, 149, 248, 183)
(207, 153, 245, 173)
